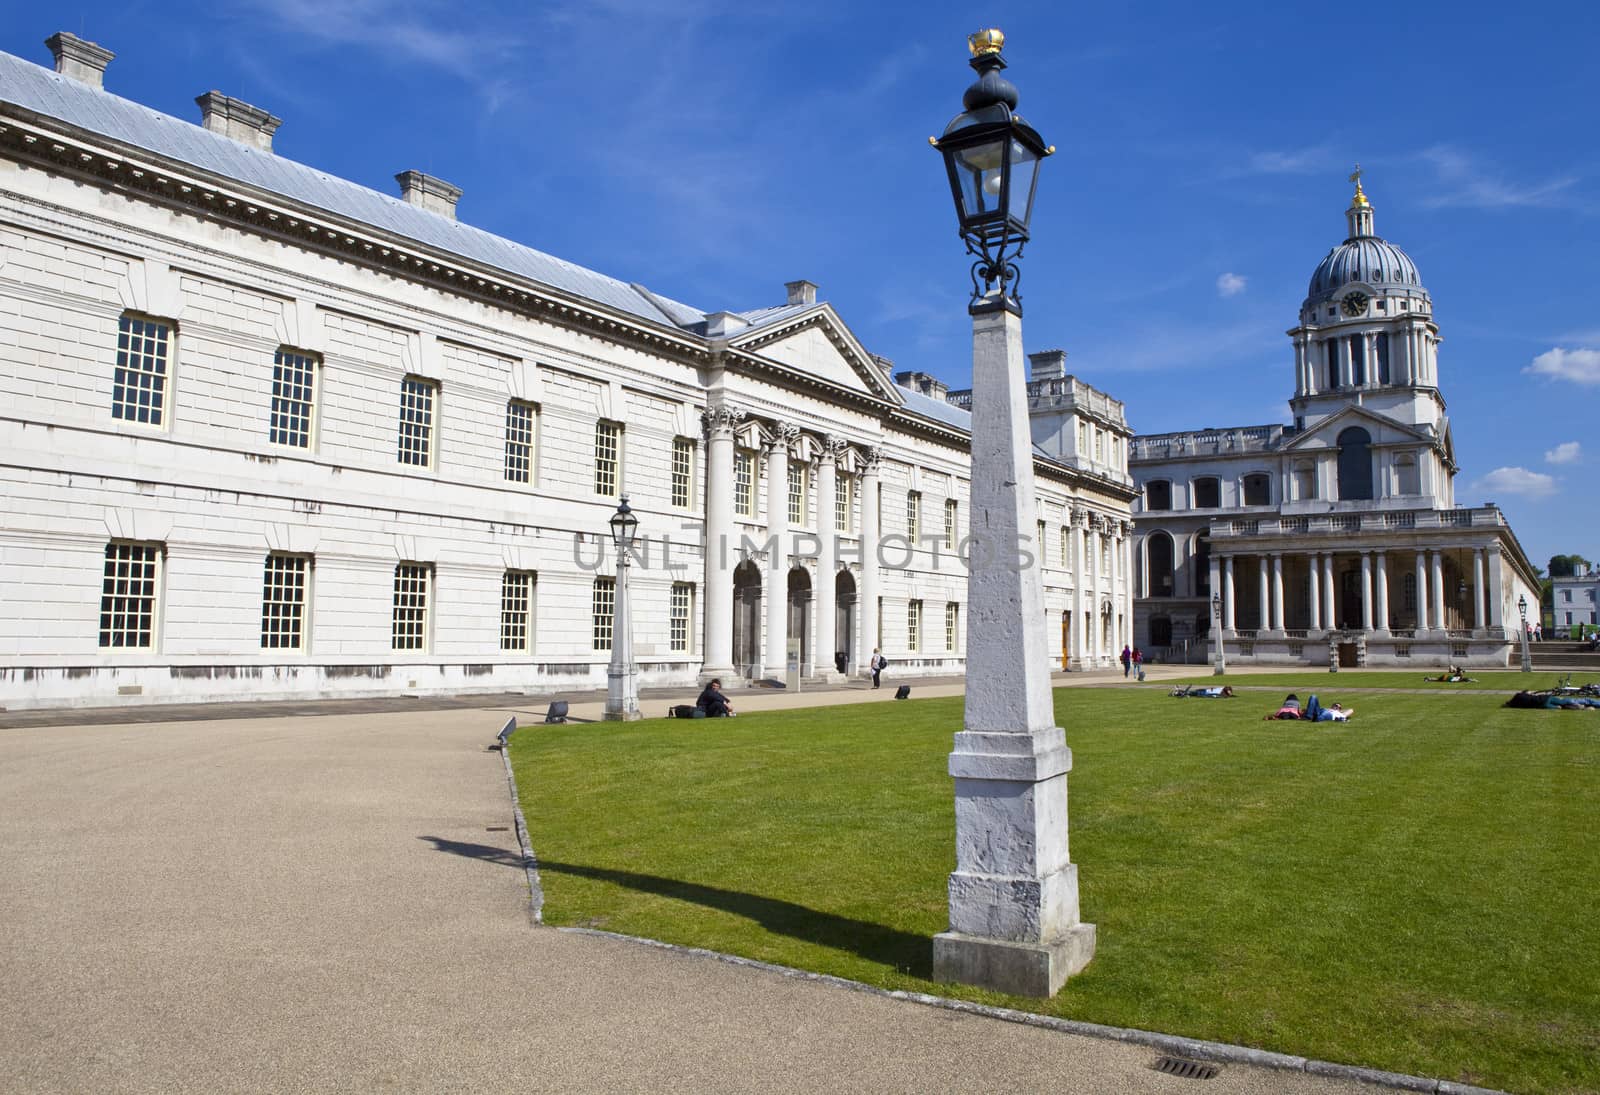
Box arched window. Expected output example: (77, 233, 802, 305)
(1337, 427, 1373, 500)
(1193, 533, 1211, 596)
(1192, 477, 1221, 509)
(1147, 533, 1175, 597)
(1145, 480, 1172, 511)
(1242, 473, 1271, 506)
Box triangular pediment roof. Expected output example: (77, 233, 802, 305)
(1282, 404, 1436, 451)
(726, 305, 903, 405)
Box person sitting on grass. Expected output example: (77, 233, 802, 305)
(696, 678, 736, 718)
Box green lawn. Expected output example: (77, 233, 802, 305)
(509, 690, 1600, 1094)
(1171, 669, 1592, 692)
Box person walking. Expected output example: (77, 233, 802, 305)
(1120, 645, 1132, 678)
(869, 648, 887, 689)
(1132, 647, 1144, 679)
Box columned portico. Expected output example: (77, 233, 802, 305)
(1430, 550, 1446, 634)
(1415, 552, 1430, 631)
(700, 405, 743, 680)
(1308, 552, 1322, 631)
(1360, 553, 1374, 631)
(1257, 556, 1269, 633)
(1472, 549, 1486, 637)
(1322, 555, 1336, 631)
(1375, 551, 1389, 633)
(814, 439, 842, 679)
(763, 424, 795, 679)
(1222, 556, 1236, 631)
(859, 449, 882, 663)
(1270, 553, 1284, 634)
(1069, 511, 1084, 666)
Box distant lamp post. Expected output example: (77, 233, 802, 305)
(603, 497, 642, 721)
(1517, 593, 1532, 673)
(929, 29, 1094, 999)
(1212, 593, 1226, 676)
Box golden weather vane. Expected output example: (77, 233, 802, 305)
(1349, 163, 1368, 204)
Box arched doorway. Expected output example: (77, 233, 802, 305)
(787, 567, 812, 675)
(1147, 532, 1175, 597)
(1337, 427, 1374, 500)
(732, 560, 761, 677)
(835, 570, 857, 672)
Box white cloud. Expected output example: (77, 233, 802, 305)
(1545, 441, 1583, 465)
(1241, 147, 1330, 176)
(1216, 272, 1247, 298)
(1417, 145, 1581, 210)
(1473, 466, 1558, 499)
(1524, 347, 1600, 385)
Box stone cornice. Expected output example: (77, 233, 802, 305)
(0, 108, 712, 369)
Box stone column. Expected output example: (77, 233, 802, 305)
(1472, 549, 1485, 634)
(934, 301, 1095, 998)
(859, 450, 882, 664)
(1270, 554, 1285, 632)
(1086, 522, 1099, 663)
(762, 424, 796, 679)
(815, 439, 843, 679)
(1375, 551, 1390, 633)
(1322, 554, 1336, 630)
(1222, 556, 1236, 632)
(1430, 550, 1446, 633)
(1415, 552, 1430, 631)
(1360, 553, 1374, 631)
(1257, 556, 1269, 631)
(1363, 332, 1378, 386)
(1068, 510, 1083, 667)
(699, 406, 743, 680)
(1308, 552, 1322, 633)
(1486, 544, 1505, 629)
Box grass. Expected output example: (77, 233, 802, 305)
(509, 689, 1600, 1094)
(1169, 669, 1595, 692)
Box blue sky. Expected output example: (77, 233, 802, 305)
(3, 1, 1596, 570)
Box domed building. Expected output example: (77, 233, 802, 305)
(1129, 176, 1540, 669)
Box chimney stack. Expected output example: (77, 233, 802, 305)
(1028, 349, 1068, 381)
(395, 170, 462, 220)
(893, 370, 949, 401)
(196, 91, 282, 152)
(45, 32, 114, 88)
(785, 279, 818, 307)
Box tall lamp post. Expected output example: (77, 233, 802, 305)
(604, 497, 642, 721)
(1517, 594, 1532, 673)
(928, 29, 1095, 998)
(1212, 593, 1226, 676)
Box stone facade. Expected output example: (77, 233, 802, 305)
(0, 37, 1134, 710)
(1552, 563, 1599, 634)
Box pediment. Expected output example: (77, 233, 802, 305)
(1283, 405, 1434, 451)
(729, 307, 902, 405)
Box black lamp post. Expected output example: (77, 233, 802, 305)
(931, 29, 1055, 314)
(603, 497, 641, 721)
(1517, 593, 1532, 673)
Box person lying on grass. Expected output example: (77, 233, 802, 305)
(1265, 693, 1354, 721)
(1423, 665, 1475, 683)
(1171, 684, 1234, 698)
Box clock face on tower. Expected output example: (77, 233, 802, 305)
(1341, 291, 1370, 317)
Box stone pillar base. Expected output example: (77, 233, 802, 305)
(697, 666, 737, 686)
(601, 709, 643, 722)
(932, 923, 1097, 998)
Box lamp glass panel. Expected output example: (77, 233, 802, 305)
(1008, 140, 1041, 228)
(953, 136, 1006, 220)
(611, 509, 638, 549)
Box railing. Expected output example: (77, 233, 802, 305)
(1280, 517, 1308, 533)
(944, 389, 973, 409)
(1390, 628, 1416, 639)
(1382, 512, 1416, 528)
(1442, 511, 1472, 526)
(1231, 519, 1260, 534)
(1208, 505, 1510, 539)
(1284, 629, 1309, 638)
(1330, 515, 1361, 531)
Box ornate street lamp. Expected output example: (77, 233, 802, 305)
(603, 497, 642, 721)
(929, 31, 1095, 999)
(931, 29, 1055, 312)
(1517, 593, 1532, 673)
(1212, 593, 1226, 676)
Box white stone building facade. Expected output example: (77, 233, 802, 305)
(1552, 563, 1598, 634)
(1128, 178, 1540, 668)
(0, 35, 1134, 710)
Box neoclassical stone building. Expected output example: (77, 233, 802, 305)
(1129, 177, 1540, 668)
(0, 34, 1134, 709)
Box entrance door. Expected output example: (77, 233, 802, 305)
(835, 570, 857, 673)
(732, 561, 762, 677)
(1340, 570, 1361, 631)
(787, 568, 812, 675)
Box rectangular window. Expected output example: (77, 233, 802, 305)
(592, 577, 616, 651)
(907, 599, 922, 652)
(835, 475, 854, 533)
(99, 541, 161, 648)
(504, 400, 537, 483)
(391, 563, 431, 651)
(594, 420, 622, 496)
(270, 348, 318, 448)
(945, 499, 959, 549)
(788, 463, 807, 525)
(1103, 539, 1113, 572)
(1094, 428, 1104, 462)
(906, 491, 921, 541)
(112, 314, 171, 426)
(397, 376, 437, 467)
(734, 450, 755, 518)
(500, 570, 535, 653)
(1060, 527, 1070, 568)
(945, 601, 959, 652)
(261, 553, 310, 650)
(671, 437, 695, 509)
(671, 582, 694, 652)
(1037, 521, 1047, 562)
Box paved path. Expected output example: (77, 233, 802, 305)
(2, 699, 1392, 1092)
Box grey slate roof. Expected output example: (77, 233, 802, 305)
(896, 385, 1057, 462)
(0, 49, 705, 330)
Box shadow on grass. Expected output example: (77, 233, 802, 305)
(540, 859, 934, 978)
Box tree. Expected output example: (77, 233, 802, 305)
(1548, 554, 1593, 578)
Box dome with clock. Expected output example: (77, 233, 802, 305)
(1302, 173, 1430, 316)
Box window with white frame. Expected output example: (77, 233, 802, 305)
(504, 400, 537, 483)
(1037, 521, 1047, 562)
(945, 499, 959, 548)
(397, 376, 437, 467)
(261, 553, 310, 650)
(592, 577, 616, 651)
(734, 450, 756, 518)
(671, 437, 695, 509)
(594, 420, 622, 496)
(907, 599, 922, 651)
(270, 348, 317, 448)
(788, 462, 808, 525)
(1103, 538, 1113, 572)
(391, 563, 432, 651)
(945, 601, 959, 652)
(835, 475, 854, 532)
(112, 314, 172, 427)
(500, 570, 535, 653)
(1094, 427, 1104, 462)
(99, 541, 162, 648)
(1060, 526, 1070, 568)
(671, 582, 694, 652)
(906, 491, 921, 541)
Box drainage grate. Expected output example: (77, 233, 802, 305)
(1151, 1055, 1219, 1081)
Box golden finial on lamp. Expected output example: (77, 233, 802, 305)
(968, 29, 1005, 56)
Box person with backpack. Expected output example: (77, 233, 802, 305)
(869, 649, 887, 689)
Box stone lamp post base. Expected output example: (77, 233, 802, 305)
(933, 922, 1098, 998)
